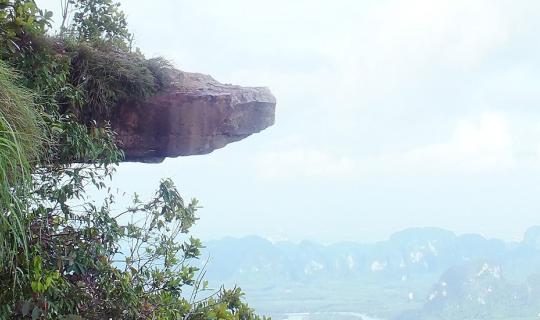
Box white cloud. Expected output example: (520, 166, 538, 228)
(370, 0, 508, 66)
(317, 0, 509, 108)
(257, 112, 516, 180)
(392, 112, 515, 173)
(257, 149, 355, 180)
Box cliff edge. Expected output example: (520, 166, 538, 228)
(111, 69, 276, 162)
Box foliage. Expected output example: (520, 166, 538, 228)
(0, 0, 52, 58)
(1, 0, 166, 121)
(8, 165, 266, 319)
(0, 0, 268, 319)
(0, 59, 42, 302)
(70, 0, 132, 50)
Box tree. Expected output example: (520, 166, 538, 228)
(61, 0, 132, 50)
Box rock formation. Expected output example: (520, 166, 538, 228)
(112, 70, 276, 162)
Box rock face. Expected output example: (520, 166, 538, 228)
(112, 70, 276, 162)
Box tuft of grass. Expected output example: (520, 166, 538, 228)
(0, 60, 43, 169)
(0, 59, 43, 291)
(145, 56, 175, 90)
(68, 43, 159, 121)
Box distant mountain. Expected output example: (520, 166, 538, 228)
(202, 227, 510, 283)
(396, 261, 540, 319)
(200, 227, 540, 319)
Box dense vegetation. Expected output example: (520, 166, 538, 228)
(0, 0, 266, 318)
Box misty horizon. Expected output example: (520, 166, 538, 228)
(204, 225, 540, 245)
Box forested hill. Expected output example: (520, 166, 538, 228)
(202, 228, 540, 319)
(203, 228, 540, 282)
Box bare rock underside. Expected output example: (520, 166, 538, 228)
(112, 70, 276, 163)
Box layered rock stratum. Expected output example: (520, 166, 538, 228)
(112, 70, 276, 162)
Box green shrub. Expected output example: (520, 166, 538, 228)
(69, 0, 132, 50)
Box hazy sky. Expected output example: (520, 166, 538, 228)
(39, 0, 540, 243)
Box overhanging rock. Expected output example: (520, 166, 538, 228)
(112, 70, 276, 162)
